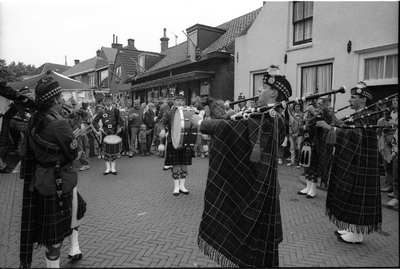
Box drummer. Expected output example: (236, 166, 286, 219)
(159, 95, 193, 196)
(92, 94, 123, 175)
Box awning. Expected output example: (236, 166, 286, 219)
(10, 70, 96, 91)
(129, 71, 215, 91)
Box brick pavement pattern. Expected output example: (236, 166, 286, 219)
(0, 154, 398, 268)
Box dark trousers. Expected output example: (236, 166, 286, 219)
(146, 131, 154, 152)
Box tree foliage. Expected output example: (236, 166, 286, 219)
(0, 59, 36, 82)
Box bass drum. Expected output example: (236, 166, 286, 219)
(103, 135, 122, 155)
(171, 107, 198, 149)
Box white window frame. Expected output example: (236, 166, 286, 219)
(88, 73, 96, 86)
(356, 45, 398, 86)
(116, 66, 122, 77)
(292, 1, 313, 46)
(100, 70, 108, 85)
(251, 72, 266, 99)
(287, 2, 313, 52)
(296, 58, 335, 99)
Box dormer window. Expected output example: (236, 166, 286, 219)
(116, 66, 121, 77)
(185, 24, 226, 61)
(138, 54, 146, 75)
(187, 30, 198, 59)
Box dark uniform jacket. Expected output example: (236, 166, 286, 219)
(29, 110, 79, 196)
(92, 106, 123, 135)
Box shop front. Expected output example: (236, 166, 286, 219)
(129, 71, 215, 105)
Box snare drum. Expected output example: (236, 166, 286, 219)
(171, 107, 198, 149)
(103, 135, 122, 155)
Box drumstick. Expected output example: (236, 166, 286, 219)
(90, 128, 103, 152)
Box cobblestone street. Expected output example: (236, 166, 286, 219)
(1, 154, 398, 268)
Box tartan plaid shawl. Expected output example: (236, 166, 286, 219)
(19, 121, 37, 267)
(325, 110, 382, 234)
(198, 113, 285, 268)
(316, 129, 335, 188)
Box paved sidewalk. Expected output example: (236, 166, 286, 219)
(0, 155, 398, 268)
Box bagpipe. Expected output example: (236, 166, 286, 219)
(338, 92, 398, 122)
(227, 95, 259, 107)
(61, 104, 104, 150)
(335, 92, 398, 130)
(341, 124, 397, 129)
(343, 107, 390, 123)
(0, 81, 37, 114)
(230, 86, 346, 121)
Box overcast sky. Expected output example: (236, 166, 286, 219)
(0, 0, 264, 67)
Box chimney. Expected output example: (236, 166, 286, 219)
(112, 35, 123, 49)
(128, 38, 135, 48)
(74, 59, 80, 65)
(160, 28, 170, 52)
(96, 49, 101, 57)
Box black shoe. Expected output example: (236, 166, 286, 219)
(173, 192, 179, 196)
(111, 171, 117, 175)
(297, 191, 307, 195)
(306, 194, 315, 199)
(68, 253, 83, 261)
(163, 166, 171, 171)
(103, 171, 111, 175)
(179, 190, 189, 195)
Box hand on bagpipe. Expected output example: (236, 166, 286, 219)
(334, 92, 398, 130)
(0, 81, 37, 112)
(230, 87, 346, 122)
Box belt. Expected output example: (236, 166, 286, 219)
(37, 160, 69, 169)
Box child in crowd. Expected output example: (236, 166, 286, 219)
(138, 124, 147, 157)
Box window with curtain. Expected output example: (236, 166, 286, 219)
(100, 70, 108, 87)
(253, 73, 264, 98)
(364, 54, 398, 80)
(88, 74, 95, 86)
(116, 66, 121, 77)
(301, 64, 333, 97)
(293, 1, 313, 45)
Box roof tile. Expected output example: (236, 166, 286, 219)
(62, 56, 107, 77)
(146, 7, 262, 72)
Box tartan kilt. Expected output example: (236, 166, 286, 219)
(35, 190, 86, 246)
(164, 142, 193, 166)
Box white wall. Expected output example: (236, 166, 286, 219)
(235, 1, 398, 117)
